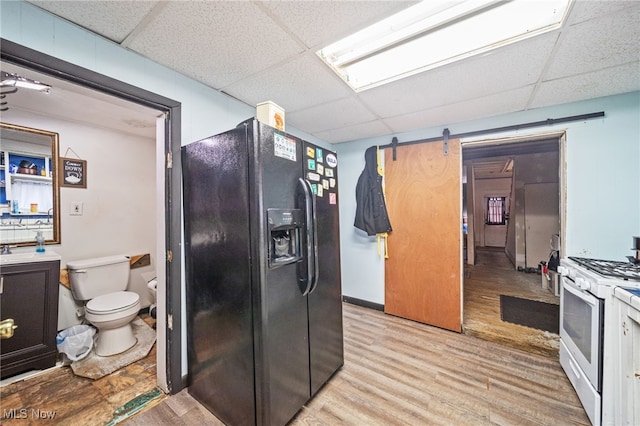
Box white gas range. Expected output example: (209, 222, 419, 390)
(558, 257, 640, 426)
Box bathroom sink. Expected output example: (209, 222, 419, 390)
(0, 250, 61, 265)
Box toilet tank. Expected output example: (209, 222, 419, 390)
(67, 255, 130, 300)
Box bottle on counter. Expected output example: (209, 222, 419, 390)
(36, 230, 45, 253)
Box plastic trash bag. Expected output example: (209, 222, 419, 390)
(56, 325, 96, 361)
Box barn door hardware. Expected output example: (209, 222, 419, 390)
(443, 128, 450, 156)
(382, 111, 604, 161)
(391, 137, 398, 161)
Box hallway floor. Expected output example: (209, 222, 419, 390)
(463, 247, 560, 358)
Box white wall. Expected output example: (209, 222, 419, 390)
(336, 91, 640, 305)
(337, 139, 390, 305)
(3, 109, 157, 310)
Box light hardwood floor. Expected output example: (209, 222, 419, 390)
(128, 301, 587, 425)
(2, 249, 582, 425)
(128, 250, 585, 425)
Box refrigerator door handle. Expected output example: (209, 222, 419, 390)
(297, 178, 314, 296)
(305, 179, 319, 294)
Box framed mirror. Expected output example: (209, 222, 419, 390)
(0, 122, 60, 246)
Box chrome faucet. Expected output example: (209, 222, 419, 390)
(47, 208, 53, 224)
(1, 244, 12, 255)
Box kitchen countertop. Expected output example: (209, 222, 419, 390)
(613, 286, 640, 311)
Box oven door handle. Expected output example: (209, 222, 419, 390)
(563, 279, 597, 306)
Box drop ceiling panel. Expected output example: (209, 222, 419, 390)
(222, 53, 352, 112)
(544, 5, 640, 79)
(565, 0, 638, 26)
(30, 0, 157, 43)
(358, 32, 559, 118)
(383, 86, 534, 135)
(315, 119, 392, 144)
(262, 1, 418, 49)
(531, 62, 640, 109)
(286, 97, 377, 134)
(124, 1, 304, 89)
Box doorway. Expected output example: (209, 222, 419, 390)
(1, 39, 184, 393)
(461, 133, 564, 356)
(463, 135, 563, 267)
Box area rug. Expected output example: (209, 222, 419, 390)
(71, 317, 156, 380)
(500, 295, 559, 334)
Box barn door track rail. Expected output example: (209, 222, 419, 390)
(382, 111, 605, 160)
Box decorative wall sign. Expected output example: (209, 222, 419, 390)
(60, 157, 87, 188)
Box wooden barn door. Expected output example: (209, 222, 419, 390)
(384, 140, 462, 332)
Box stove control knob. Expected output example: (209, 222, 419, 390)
(575, 277, 591, 291)
(560, 266, 573, 277)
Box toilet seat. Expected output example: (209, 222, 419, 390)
(86, 291, 140, 315)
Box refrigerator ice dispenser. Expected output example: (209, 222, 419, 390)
(267, 208, 302, 268)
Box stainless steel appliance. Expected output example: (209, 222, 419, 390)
(558, 257, 640, 426)
(181, 118, 344, 426)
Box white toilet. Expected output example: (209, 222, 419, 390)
(67, 255, 141, 356)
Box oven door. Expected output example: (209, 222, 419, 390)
(559, 276, 604, 391)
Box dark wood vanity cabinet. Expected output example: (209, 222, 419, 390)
(1, 260, 60, 379)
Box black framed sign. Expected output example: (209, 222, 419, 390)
(60, 157, 87, 188)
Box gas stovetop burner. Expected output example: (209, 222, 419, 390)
(569, 256, 640, 281)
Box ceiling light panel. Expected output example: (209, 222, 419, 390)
(318, 0, 573, 92)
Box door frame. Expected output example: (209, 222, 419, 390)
(461, 131, 567, 266)
(1, 39, 185, 393)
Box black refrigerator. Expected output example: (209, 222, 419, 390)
(182, 118, 344, 426)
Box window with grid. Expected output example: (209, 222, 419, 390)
(486, 196, 506, 225)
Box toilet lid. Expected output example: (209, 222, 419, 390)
(86, 291, 140, 314)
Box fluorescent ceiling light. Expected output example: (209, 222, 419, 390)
(317, 0, 572, 92)
(1, 72, 52, 93)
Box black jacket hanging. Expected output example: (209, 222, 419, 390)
(354, 146, 392, 236)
